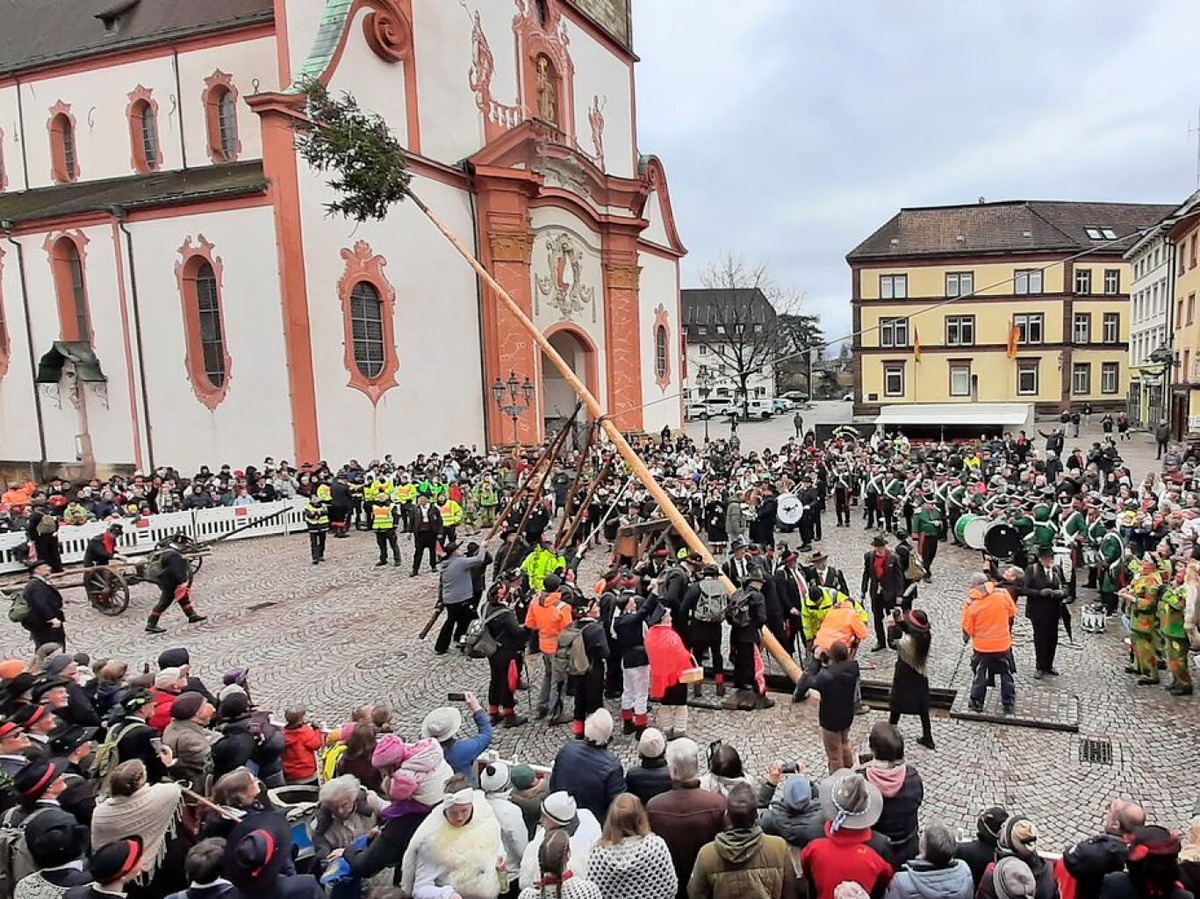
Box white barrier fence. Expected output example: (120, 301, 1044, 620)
(0, 499, 309, 575)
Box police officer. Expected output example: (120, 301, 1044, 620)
(370, 485, 402, 568)
(305, 490, 330, 564)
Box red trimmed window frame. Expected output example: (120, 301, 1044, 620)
(0, 124, 8, 191)
(44, 231, 92, 342)
(47, 101, 79, 184)
(337, 240, 399, 405)
(653, 303, 671, 390)
(202, 71, 241, 163)
(126, 86, 163, 173)
(175, 236, 232, 410)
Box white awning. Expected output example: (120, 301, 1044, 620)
(874, 403, 1032, 427)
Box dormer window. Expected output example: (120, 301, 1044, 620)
(95, 0, 139, 35)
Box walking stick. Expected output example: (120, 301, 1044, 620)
(948, 637, 971, 687)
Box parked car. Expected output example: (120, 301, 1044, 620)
(685, 397, 736, 420)
(781, 390, 809, 403)
(737, 398, 774, 420)
(769, 397, 794, 414)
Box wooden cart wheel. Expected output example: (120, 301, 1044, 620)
(90, 568, 130, 616)
(187, 555, 202, 584)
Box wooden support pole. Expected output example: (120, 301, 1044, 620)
(505, 404, 581, 548)
(558, 457, 612, 552)
(553, 422, 597, 547)
(407, 188, 801, 683)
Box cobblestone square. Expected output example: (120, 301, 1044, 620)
(1, 417, 1194, 850)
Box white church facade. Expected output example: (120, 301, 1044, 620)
(0, 0, 685, 477)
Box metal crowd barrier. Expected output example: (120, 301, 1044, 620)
(0, 499, 308, 574)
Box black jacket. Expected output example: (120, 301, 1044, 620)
(861, 764, 923, 867)
(83, 533, 117, 566)
(22, 578, 64, 632)
(728, 587, 766, 644)
(804, 564, 849, 596)
(803, 658, 859, 732)
(483, 603, 526, 662)
(1099, 872, 1192, 899)
(115, 717, 172, 782)
(957, 836, 999, 889)
(1020, 562, 1066, 623)
(157, 547, 191, 589)
(613, 595, 659, 668)
(1064, 833, 1130, 899)
(625, 757, 671, 806)
(861, 550, 904, 598)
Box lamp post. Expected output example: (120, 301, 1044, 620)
(492, 370, 534, 445)
(696, 368, 713, 443)
(1148, 345, 1180, 433)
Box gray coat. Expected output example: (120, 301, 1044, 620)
(884, 859, 974, 899)
(724, 501, 747, 542)
(440, 552, 491, 604)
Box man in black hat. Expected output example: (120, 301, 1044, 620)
(111, 691, 173, 783)
(1019, 545, 1067, 679)
(722, 540, 751, 587)
(10, 756, 70, 821)
(145, 535, 206, 635)
(18, 805, 91, 892)
(724, 570, 771, 711)
(861, 535, 904, 650)
(64, 836, 144, 898)
(19, 560, 65, 651)
(223, 813, 321, 898)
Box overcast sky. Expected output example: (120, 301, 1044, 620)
(633, 0, 1200, 347)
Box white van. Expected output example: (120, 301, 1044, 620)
(738, 399, 774, 420)
(685, 397, 736, 420)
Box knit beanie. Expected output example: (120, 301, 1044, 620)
(480, 761, 511, 794)
(978, 806, 1009, 842)
(171, 692, 205, 720)
(510, 764, 537, 790)
(372, 734, 407, 769)
(583, 708, 613, 745)
(992, 856, 1036, 899)
(1000, 816, 1039, 858)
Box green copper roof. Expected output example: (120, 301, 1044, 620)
(292, 0, 356, 88)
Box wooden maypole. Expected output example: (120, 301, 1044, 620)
(405, 190, 802, 683)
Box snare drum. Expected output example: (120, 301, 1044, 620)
(1080, 603, 1107, 633)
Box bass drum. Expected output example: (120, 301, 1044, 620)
(1080, 603, 1108, 633)
(1054, 543, 1075, 581)
(983, 521, 1021, 560)
(954, 513, 982, 545)
(964, 516, 990, 551)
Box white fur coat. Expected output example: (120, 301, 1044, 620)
(402, 792, 505, 899)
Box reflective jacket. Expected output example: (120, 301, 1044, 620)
(961, 583, 1016, 652)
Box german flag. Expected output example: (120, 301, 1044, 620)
(1006, 320, 1019, 359)
(913, 327, 922, 363)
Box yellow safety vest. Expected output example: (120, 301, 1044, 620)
(371, 503, 395, 530)
(395, 483, 417, 503)
(440, 500, 463, 527)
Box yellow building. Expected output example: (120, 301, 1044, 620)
(1168, 205, 1200, 436)
(847, 201, 1174, 418)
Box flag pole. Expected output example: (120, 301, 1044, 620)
(405, 187, 802, 683)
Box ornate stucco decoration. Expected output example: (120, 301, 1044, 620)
(535, 231, 595, 321)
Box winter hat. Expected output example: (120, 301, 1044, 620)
(171, 692, 206, 721)
(372, 734, 407, 769)
(542, 791, 577, 827)
(992, 856, 1036, 899)
(782, 776, 813, 807)
(978, 806, 1009, 841)
(421, 707, 462, 742)
(154, 667, 183, 689)
(218, 683, 247, 702)
(638, 728, 666, 760)
(1126, 825, 1183, 862)
(480, 761, 511, 794)
(157, 647, 190, 670)
(44, 655, 73, 677)
(833, 884, 871, 899)
(218, 693, 250, 722)
(223, 667, 250, 687)
(1000, 816, 1039, 857)
(0, 660, 28, 681)
(584, 708, 614, 745)
(510, 764, 537, 790)
(13, 757, 67, 802)
(543, 574, 562, 592)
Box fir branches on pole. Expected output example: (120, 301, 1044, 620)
(292, 77, 411, 222)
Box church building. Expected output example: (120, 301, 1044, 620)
(0, 0, 686, 476)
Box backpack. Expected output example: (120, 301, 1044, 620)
(34, 515, 57, 537)
(91, 720, 143, 795)
(463, 610, 505, 659)
(725, 588, 754, 628)
(553, 621, 592, 677)
(904, 551, 926, 582)
(692, 578, 728, 624)
(144, 550, 168, 583)
(4, 591, 27, 626)
(0, 806, 48, 898)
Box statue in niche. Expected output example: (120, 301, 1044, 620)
(535, 55, 557, 124)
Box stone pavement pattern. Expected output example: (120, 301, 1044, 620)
(0, 418, 1194, 848)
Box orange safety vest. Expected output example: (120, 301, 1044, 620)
(961, 582, 1016, 653)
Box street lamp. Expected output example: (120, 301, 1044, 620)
(492, 371, 534, 445)
(696, 368, 713, 443)
(1148, 345, 1180, 430)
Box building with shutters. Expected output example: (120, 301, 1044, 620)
(846, 200, 1174, 418)
(0, 0, 685, 478)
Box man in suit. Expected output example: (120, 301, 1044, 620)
(722, 540, 752, 587)
(410, 494, 444, 577)
(860, 535, 904, 651)
(1020, 545, 1067, 678)
(771, 551, 807, 658)
(804, 550, 849, 596)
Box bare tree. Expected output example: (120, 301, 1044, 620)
(695, 253, 807, 417)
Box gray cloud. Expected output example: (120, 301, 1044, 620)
(633, 0, 1200, 347)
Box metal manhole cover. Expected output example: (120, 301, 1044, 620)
(356, 653, 406, 670)
(1079, 738, 1113, 765)
(247, 601, 278, 612)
